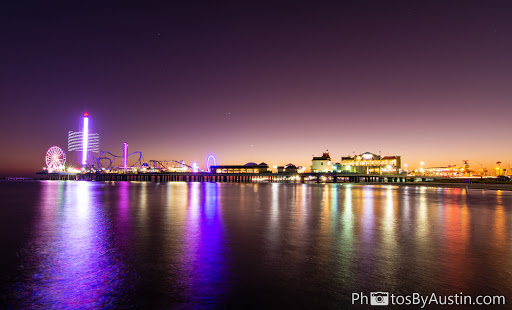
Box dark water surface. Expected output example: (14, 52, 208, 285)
(1, 181, 511, 309)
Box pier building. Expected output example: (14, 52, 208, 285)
(210, 162, 270, 174)
(424, 161, 473, 177)
(340, 152, 401, 174)
(311, 151, 333, 172)
(277, 164, 298, 173)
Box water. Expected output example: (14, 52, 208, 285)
(1, 181, 511, 309)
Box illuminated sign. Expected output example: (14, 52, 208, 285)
(341, 159, 397, 167)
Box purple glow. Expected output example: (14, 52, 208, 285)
(192, 161, 199, 173)
(122, 142, 128, 169)
(19, 181, 127, 308)
(82, 115, 88, 165)
(176, 183, 228, 306)
(206, 155, 216, 172)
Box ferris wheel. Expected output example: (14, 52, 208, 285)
(45, 146, 66, 172)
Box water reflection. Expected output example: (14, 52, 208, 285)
(3, 182, 512, 308)
(175, 182, 230, 308)
(15, 181, 127, 309)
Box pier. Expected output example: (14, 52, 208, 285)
(38, 172, 425, 183)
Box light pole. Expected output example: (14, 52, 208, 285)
(473, 160, 483, 178)
(496, 161, 502, 176)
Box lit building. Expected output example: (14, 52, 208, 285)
(311, 151, 333, 172)
(423, 161, 473, 177)
(333, 163, 343, 172)
(210, 162, 270, 173)
(340, 152, 401, 174)
(277, 164, 298, 173)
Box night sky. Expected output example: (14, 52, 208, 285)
(1, 1, 511, 176)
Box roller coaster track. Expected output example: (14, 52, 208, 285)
(89, 151, 144, 170)
(149, 159, 195, 171)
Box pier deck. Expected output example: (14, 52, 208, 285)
(37, 171, 431, 183)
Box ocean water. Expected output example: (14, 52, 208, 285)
(0, 180, 511, 309)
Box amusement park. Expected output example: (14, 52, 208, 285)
(42, 113, 218, 175)
(40, 113, 511, 183)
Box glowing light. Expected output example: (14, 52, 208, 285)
(192, 161, 199, 172)
(363, 153, 373, 160)
(206, 155, 217, 171)
(341, 159, 397, 166)
(45, 146, 66, 172)
(82, 115, 89, 165)
(68, 131, 100, 152)
(122, 142, 128, 169)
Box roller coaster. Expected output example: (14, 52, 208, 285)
(148, 159, 195, 171)
(86, 147, 216, 173)
(88, 151, 144, 170)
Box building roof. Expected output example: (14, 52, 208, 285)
(312, 151, 331, 161)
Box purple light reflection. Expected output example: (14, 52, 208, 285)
(175, 182, 231, 308)
(14, 181, 129, 308)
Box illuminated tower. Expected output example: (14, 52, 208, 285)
(68, 113, 100, 165)
(82, 113, 89, 165)
(122, 142, 128, 169)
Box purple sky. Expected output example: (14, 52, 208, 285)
(1, 1, 511, 176)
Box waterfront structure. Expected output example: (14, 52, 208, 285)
(311, 151, 332, 172)
(210, 162, 270, 173)
(89, 143, 144, 170)
(333, 163, 343, 172)
(121, 142, 128, 169)
(206, 155, 217, 171)
(423, 161, 473, 177)
(45, 146, 66, 172)
(68, 113, 100, 165)
(148, 159, 192, 172)
(277, 164, 298, 173)
(68, 132, 100, 153)
(340, 152, 401, 174)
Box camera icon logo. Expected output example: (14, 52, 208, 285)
(370, 292, 389, 306)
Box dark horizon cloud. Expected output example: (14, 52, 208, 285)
(1, 1, 511, 176)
